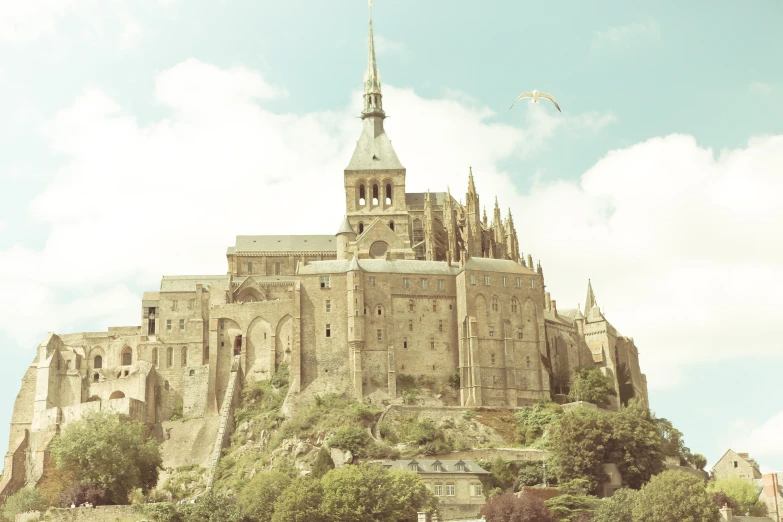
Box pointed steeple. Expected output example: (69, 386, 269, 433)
(424, 190, 435, 261)
(336, 215, 356, 236)
(468, 166, 476, 194)
(585, 279, 597, 311)
(482, 207, 488, 228)
(493, 197, 502, 224)
(362, 0, 384, 118)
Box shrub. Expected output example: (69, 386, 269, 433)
(482, 492, 555, 522)
(1, 488, 48, 519)
(238, 471, 292, 522)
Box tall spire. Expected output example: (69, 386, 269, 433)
(585, 279, 597, 311)
(362, 0, 384, 118)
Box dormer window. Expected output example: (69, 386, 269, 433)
(432, 461, 443, 472)
(408, 460, 418, 472)
(455, 460, 466, 472)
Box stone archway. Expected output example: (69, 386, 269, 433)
(109, 391, 125, 400)
(275, 315, 294, 370)
(247, 316, 272, 382)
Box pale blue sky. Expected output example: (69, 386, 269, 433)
(0, 0, 781, 473)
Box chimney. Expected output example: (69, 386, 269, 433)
(551, 300, 557, 316)
(545, 292, 551, 311)
(527, 254, 533, 268)
(719, 505, 733, 521)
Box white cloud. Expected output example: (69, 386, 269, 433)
(0, 221, 6, 232)
(725, 411, 783, 473)
(749, 81, 773, 96)
(594, 20, 660, 47)
(0, 0, 178, 46)
(1, 59, 781, 402)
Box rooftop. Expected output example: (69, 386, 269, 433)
(234, 235, 336, 253)
(382, 459, 489, 474)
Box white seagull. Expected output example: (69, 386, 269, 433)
(509, 90, 561, 112)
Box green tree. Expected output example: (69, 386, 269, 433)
(514, 401, 563, 446)
(707, 475, 768, 516)
(592, 488, 639, 522)
(311, 447, 335, 479)
(320, 463, 433, 522)
(606, 399, 665, 489)
(515, 461, 544, 489)
(272, 477, 326, 522)
(1, 488, 48, 520)
(545, 494, 600, 522)
(690, 453, 708, 471)
(49, 411, 162, 504)
(177, 492, 247, 522)
(549, 408, 612, 495)
(238, 470, 292, 522)
(567, 367, 616, 408)
(632, 470, 718, 522)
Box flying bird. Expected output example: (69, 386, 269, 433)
(509, 90, 561, 112)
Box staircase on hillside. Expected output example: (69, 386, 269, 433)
(205, 355, 243, 491)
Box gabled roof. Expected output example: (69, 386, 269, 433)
(462, 257, 536, 275)
(234, 235, 336, 253)
(382, 459, 489, 474)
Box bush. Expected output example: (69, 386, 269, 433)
(514, 401, 563, 446)
(238, 471, 292, 522)
(592, 488, 638, 522)
(1, 488, 48, 519)
(567, 367, 615, 408)
(482, 492, 554, 522)
(632, 470, 718, 522)
(311, 447, 335, 479)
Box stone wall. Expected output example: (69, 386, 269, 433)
(16, 505, 149, 522)
(183, 365, 209, 418)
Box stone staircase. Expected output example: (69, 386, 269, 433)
(205, 355, 243, 491)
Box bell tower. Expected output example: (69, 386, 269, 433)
(344, 0, 408, 240)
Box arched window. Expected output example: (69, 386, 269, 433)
(372, 184, 379, 205)
(167, 346, 173, 367)
(181, 346, 187, 366)
(358, 222, 364, 234)
(359, 184, 366, 206)
(93, 355, 102, 369)
(274, 262, 281, 275)
(491, 295, 500, 313)
(364, 305, 369, 315)
(511, 298, 519, 314)
(121, 348, 132, 366)
(385, 183, 392, 204)
(247, 262, 252, 274)
(152, 348, 158, 367)
(377, 305, 383, 316)
(388, 220, 395, 231)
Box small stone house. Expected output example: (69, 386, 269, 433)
(384, 459, 489, 520)
(713, 450, 762, 481)
(756, 473, 783, 522)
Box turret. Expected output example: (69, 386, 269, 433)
(336, 216, 356, 260)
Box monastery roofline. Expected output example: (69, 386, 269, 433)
(297, 257, 537, 276)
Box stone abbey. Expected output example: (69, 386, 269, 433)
(0, 6, 648, 500)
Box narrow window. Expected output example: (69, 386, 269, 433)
(369, 276, 376, 287)
(94, 355, 102, 369)
(247, 262, 253, 275)
(526, 356, 531, 368)
(470, 274, 476, 285)
(372, 184, 379, 205)
(148, 307, 156, 334)
(167, 347, 173, 367)
(171, 300, 178, 311)
(325, 324, 332, 337)
(434, 485, 443, 497)
(421, 278, 428, 289)
(402, 277, 409, 288)
(359, 184, 366, 205)
(93, 373, 99, 382)
(491, 353, 496, 365)
(188, 299, 195, 310)
(446, 484, 455, 496)
(408, 320, 413, 332)
(439, 320, 443, 332)
(377, 329, 383, 341)
(502, 276, 507, 287)
(325, 300, 331, 313)
(274, 262, 281, 275)
(475, 484, 483, 496)
(531, 279, 535, 289)
(320, 276, 330, 289)
(438, 279, 444, 290)
(179, 319, 185, 331)
(432, 300, 437, 312)
(491, 296, 499, 312)
(511, 299, 518, 313)
(166, 319, 172, 332)
(181, 347, 187, 366)
(430, 338, 435, 350)
(403, 338, 408, 349)
(489, 326, 495, 337)
(377, 305, 383, 316)
(517, 328, 523, 340)
(516, 277, 522, 288)
(409, 299, 414, 312)
(389, 220, 395, 231)
(359, 222, 364, 234)
(385, 183, 392, 204)
(484, 275, 491, 286)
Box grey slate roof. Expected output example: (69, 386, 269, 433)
(160, 276, 229, 293)
(345, 117, 405, 171)
(336, 216, 356, 235)
(234, 235, 336, 253)
(462, 257, 536, 275)
(298, 258, 460, 276)
(405, 192, 448, 207)
(382, 459, 490, 474)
